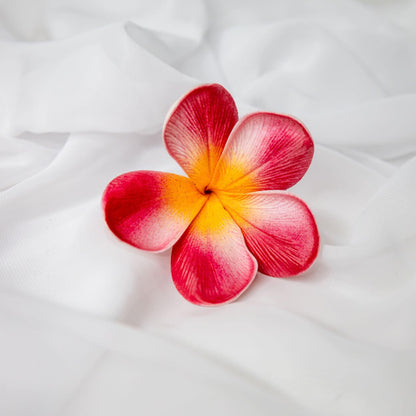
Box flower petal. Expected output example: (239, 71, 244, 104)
(103, 171, 207, 252)
(171, 194, 257, 305)
(210, 112, 314, 192)
(218, 191, 319, 277)
(163, 84, 238, 192)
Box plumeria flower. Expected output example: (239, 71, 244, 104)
(103, 84, 319, 306)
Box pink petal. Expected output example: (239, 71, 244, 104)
(210, 112, 314, 192)
(163, 84, 238, 192)
(103, 171, 207, 252)
(171, 194, 257, 305)
(218, 191, 319, 277)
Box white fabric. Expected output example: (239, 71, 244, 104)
(1, 0, 416, 414)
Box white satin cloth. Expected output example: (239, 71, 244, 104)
(1, 1, 416, 415)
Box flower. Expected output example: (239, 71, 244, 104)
(103, 84, 319, 306)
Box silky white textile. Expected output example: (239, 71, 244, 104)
(1, 0, 416, 414)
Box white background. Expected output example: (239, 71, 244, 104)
(1, 0, 416, 414)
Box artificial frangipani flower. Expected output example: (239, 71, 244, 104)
(103, 84, 319, 306)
